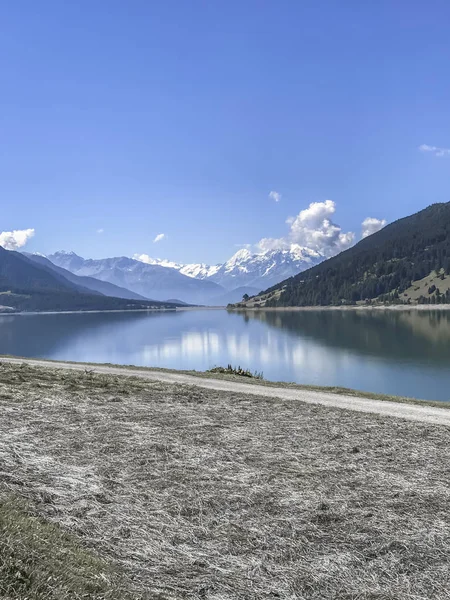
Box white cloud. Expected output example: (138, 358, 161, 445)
(361, 217, 387, 238)
(97, 228, 104, 234)
(0, 228, 35, 250)
(419, 144, 450, 157)
(269, 190, 281, 202)
(257, 200, 355, 257)
(153, 233, 165, 243)
(256, 237, 287, 252)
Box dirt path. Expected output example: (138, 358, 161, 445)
(2, 356, 450, 426)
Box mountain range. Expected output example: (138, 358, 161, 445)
(48, 245, 324, 305)
(243, 202, 450, 308)
(0, 246, 178, 312)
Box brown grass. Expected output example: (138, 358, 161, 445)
(1, 362, 450, 599)
(401, 269, 450, 303)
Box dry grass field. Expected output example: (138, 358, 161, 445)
(1, 362, 450, 599)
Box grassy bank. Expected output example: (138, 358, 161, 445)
(1, 362, 450, 598)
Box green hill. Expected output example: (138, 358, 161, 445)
(250, 202, 450, 307)
(0, 247, 177, 312)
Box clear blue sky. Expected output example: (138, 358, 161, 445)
(1, 0, 450, 264)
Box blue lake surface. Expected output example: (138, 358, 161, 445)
(0, 308, 449, 402)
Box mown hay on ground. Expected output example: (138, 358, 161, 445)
(1, 362, 450, 599)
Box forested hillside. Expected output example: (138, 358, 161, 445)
(258, 203, 450, 307)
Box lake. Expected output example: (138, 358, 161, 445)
(0, 308, 449, 402)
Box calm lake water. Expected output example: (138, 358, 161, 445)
(1, 308, 450, 402)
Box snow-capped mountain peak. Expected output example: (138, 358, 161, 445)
(179, 263, 220, 278)
(224, 248, 253, 269)
(287, 244, 322, 261)
(133, 254, 184, 270)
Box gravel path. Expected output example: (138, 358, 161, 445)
(2, 356, 449, 426)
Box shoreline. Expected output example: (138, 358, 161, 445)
(0, 307, 178, 316)
(230, 303, 450, 312)
(1, 354, 449, 409)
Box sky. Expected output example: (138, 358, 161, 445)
(1, 0, 450, 265)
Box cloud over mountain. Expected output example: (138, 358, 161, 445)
(257, 200, 355, 257)
(256, 200, 387, 258)
(361, 217, 387, 238)
(0, 228, 35, 250)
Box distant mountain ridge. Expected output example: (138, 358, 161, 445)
(247, 202, 450, 307)
(24, 253, 147, 301)
(48, 252, 224, 305)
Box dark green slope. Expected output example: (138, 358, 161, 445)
(262, 202, 450, 306)
(0, 247, 177, 311)
(0, 246, 84, 293)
